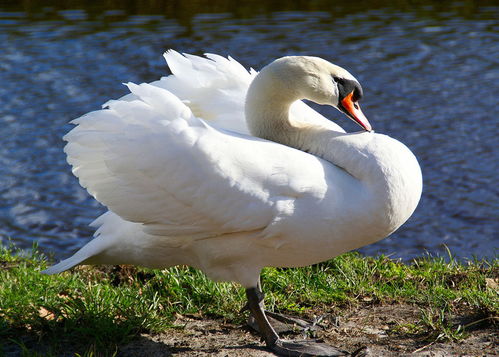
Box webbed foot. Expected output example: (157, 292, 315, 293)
(245, 286, 368, 357)
(271, 338, 349, 356)
(248, 310, 324, 336)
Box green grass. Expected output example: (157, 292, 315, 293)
(0, 243, 497, 356)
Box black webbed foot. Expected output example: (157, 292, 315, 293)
(245, 286, 369, 357)
(248, 310, 325, 336)
(271, 338, 349, 356)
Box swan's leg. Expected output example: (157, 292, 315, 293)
(245, 286, 279, 346)
(246, 280, 322, 336)
(245, 287, 350, 357)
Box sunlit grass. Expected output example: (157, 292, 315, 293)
(0, 243, 497, 356)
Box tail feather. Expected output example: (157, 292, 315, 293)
(41, 236, 108, 275)
(42, 212, 146, 275)
(41, 256, 85, 275)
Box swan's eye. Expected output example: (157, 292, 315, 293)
(353, 103, 359, 110)
(332, 76, 343, 84)
(335, 77, 363, 103)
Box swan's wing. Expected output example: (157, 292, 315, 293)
(105, 50, 256, 135)
(159, 51, 256, 134)
(66, 82, 328, 239)
(104, 51, 344, 135)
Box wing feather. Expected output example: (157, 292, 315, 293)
(66, 81, 329, 238)
(65, 52, 342, 240)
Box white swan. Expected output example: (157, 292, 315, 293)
(43, 51, 422, 356)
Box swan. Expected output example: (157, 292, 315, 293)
(43, 51, 422, 356)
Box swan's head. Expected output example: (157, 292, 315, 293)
(264, 56, 372, 131)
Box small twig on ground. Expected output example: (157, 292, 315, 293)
(412, 340, 436, 354)
(463, 316, 498, 330)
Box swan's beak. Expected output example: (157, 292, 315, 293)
(339, 92, 372, 132)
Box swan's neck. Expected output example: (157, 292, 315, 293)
(245, 67, 363, 179)
(246, 68, 341, 147)
(245, 72, 297, 144)
(245, 70, 422, 238)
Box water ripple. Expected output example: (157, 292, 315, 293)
(0, 4, 497, 260)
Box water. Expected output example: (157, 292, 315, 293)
(1, 1, 498, 261)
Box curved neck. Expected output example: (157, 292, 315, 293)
(245, 65, 341, 157)
(245, 68, 298, 143)
(245, 68, 365, 180)
(245, 69, 422, 237)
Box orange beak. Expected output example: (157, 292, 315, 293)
(340, 91, 372, 132)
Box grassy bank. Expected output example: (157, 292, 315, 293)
(0, 244, 497, 356)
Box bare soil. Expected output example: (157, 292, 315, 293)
(119, 304, 498, 357)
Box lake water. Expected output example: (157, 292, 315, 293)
(1, 1, 497, 261)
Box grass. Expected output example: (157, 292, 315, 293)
(0, 243, 497, 356)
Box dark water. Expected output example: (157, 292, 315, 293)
(1, 1, 498, 261)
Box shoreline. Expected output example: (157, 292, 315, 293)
(1, 245, 497, 356)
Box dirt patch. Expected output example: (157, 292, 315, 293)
(119, 316, 271, 357)
(119, 304, 497, 356)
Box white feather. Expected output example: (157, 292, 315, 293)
(43, 51, 421, 289)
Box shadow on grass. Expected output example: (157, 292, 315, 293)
(1, 315, 272, 357)
(0, 312, 150, 357)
